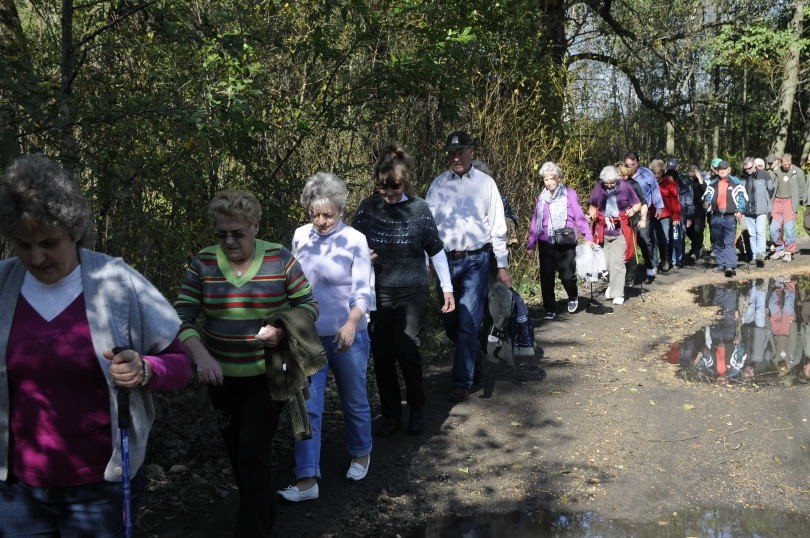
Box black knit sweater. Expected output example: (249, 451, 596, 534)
(352, 195, 444, 288)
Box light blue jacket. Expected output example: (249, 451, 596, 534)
(0, 249, 182, 482)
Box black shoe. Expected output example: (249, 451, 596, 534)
(724, 268, 735, 278)
(377, 416, 400, 437)
(756, 259, 765, 268)
(408, 407, 424, 435)
(659, 262, 671, 273)
(448, 387, 470, 402)
(645, 275, 655, 285)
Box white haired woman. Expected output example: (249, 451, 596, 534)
(278, 172, 373, 502)
(526, 161, 593, 319)
(587, 165, 642, 305)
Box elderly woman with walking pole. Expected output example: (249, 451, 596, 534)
(0, 154, 191, 536)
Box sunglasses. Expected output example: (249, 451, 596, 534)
(602, 181, 617, 187)
(214, 229, 247, 240)
(380, 182, 404, 191)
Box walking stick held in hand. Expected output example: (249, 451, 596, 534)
(112, 346, 134, 538)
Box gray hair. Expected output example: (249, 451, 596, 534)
(538, 161, 562, 179)
(301, 172, 348, 212)
(0, 154, 95, 247)
(599, 165, 620, 183)
(207, 190, 262, 227)
(649, 159, 665, 173)
(754, 157, 765, 168)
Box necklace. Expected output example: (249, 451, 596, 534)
(230, 255, 253, 277)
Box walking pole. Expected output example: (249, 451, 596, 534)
(113, 347, 134, 538)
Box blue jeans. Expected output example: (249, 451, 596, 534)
(745, 214, 768, 259)
(439, 251, 490, 389)
(0, 475, 143, 537)
(710, 214, 738, 269)
(294, 331, 372, 479)
(672, 220, 685, 265)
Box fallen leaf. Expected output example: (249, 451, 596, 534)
(458, 467, 469, 474)
(683, 404, 695, 411)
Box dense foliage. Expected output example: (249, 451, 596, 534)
(1, 0, 807, 294)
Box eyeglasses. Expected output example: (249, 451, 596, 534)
(380, 183, 404, 192)
(214, 229, 247, 240)
(602, 181, 617, 187)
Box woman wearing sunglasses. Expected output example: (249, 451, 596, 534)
(353, 145, 455, 438)
(174, 190, 319, 535)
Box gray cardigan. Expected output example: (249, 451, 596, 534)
(0, 249, 182, 482)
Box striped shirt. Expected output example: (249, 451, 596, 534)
(175, 239, 318, 377)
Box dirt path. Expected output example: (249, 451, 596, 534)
(138, 249, 810, 537)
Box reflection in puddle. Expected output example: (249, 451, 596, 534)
(411, 505, 810, 537)
(666, 275, 810, 385)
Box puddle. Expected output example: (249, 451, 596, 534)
(665, 275, 810, 385)
(409, 505, 810, 537)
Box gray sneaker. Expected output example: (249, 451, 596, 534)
(783, 252, 792, 262)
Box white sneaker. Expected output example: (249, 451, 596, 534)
(612, 297, 625, 305)
(771, 250, 785, 260)
(346, 456, 370, 481)
(278, 483, 319, 502)
(783, 253, 792, 262)
(604, 289, 612, 300)
(567, 297, 579, 313)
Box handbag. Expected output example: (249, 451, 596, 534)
(553, 226, 577, 246)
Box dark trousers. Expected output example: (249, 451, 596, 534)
(209, 375, 284, 538)
(636, 216, 654, 270)
(687, 212, 707, 255)
(370, 286, 427, 419)
(538, 241, 578, 311)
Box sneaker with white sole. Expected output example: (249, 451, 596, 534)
(346, 456, 370, 481)
(604, 289, 612, 300)
(783, 253, 792, 262)
(278, 483, 319, 502)
(771, 250, 785, 260)
(567, 297, 579, 313)
(612, 297, 625, 305)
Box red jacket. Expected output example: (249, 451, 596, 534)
(653, 176, 682, 222)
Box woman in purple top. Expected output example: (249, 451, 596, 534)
(0, 155, 191, 536)
(526, 162, 593, 320)
(526, 161, 593, 320)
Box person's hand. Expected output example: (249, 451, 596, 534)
(686, 219, 692, 228)
(585, 240, 595, 248)
(194, 353, 224, 386)
(256, 324, 285, 348)
(735, 212, 742, 221)
(334, 322, 357, 352)
(441, 292, 455, 313)
(625, 207, 634, 218)
(637, 219, 647, 230)
(497, 267, 512, 288)
(369, 249, 378, 262)
(103, 348, 147, 389)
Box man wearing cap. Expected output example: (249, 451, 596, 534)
(740, 156, 774, 267)
(703, 160, 747, 277)
(426, 131, 512, 403)
(624, 151, 664, 283)
(765, 154, 780, 179)
(770, 153, 803, 261)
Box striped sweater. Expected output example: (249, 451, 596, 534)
(175, 239, 318, 377)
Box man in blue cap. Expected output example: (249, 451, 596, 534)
(703, 160, 747, 277)
(426, 131, 512, 402)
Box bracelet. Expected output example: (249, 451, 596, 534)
(141, 358, 153, 387)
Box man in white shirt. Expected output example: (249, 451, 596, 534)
(426, 131, 512, 402)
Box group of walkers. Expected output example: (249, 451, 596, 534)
(0, 137, 806, 537)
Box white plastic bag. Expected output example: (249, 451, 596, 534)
(576, 244, 608, 283)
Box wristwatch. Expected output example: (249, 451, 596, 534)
(141, 358, 153, 387)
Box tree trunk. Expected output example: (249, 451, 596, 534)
(665, 120, 675, 155)
(770, 1, 803, 156)
(59, 0, 78, 171)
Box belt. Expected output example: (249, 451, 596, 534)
(446, 244, 491, 260)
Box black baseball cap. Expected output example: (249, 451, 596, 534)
(444, 131, 475, 151)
